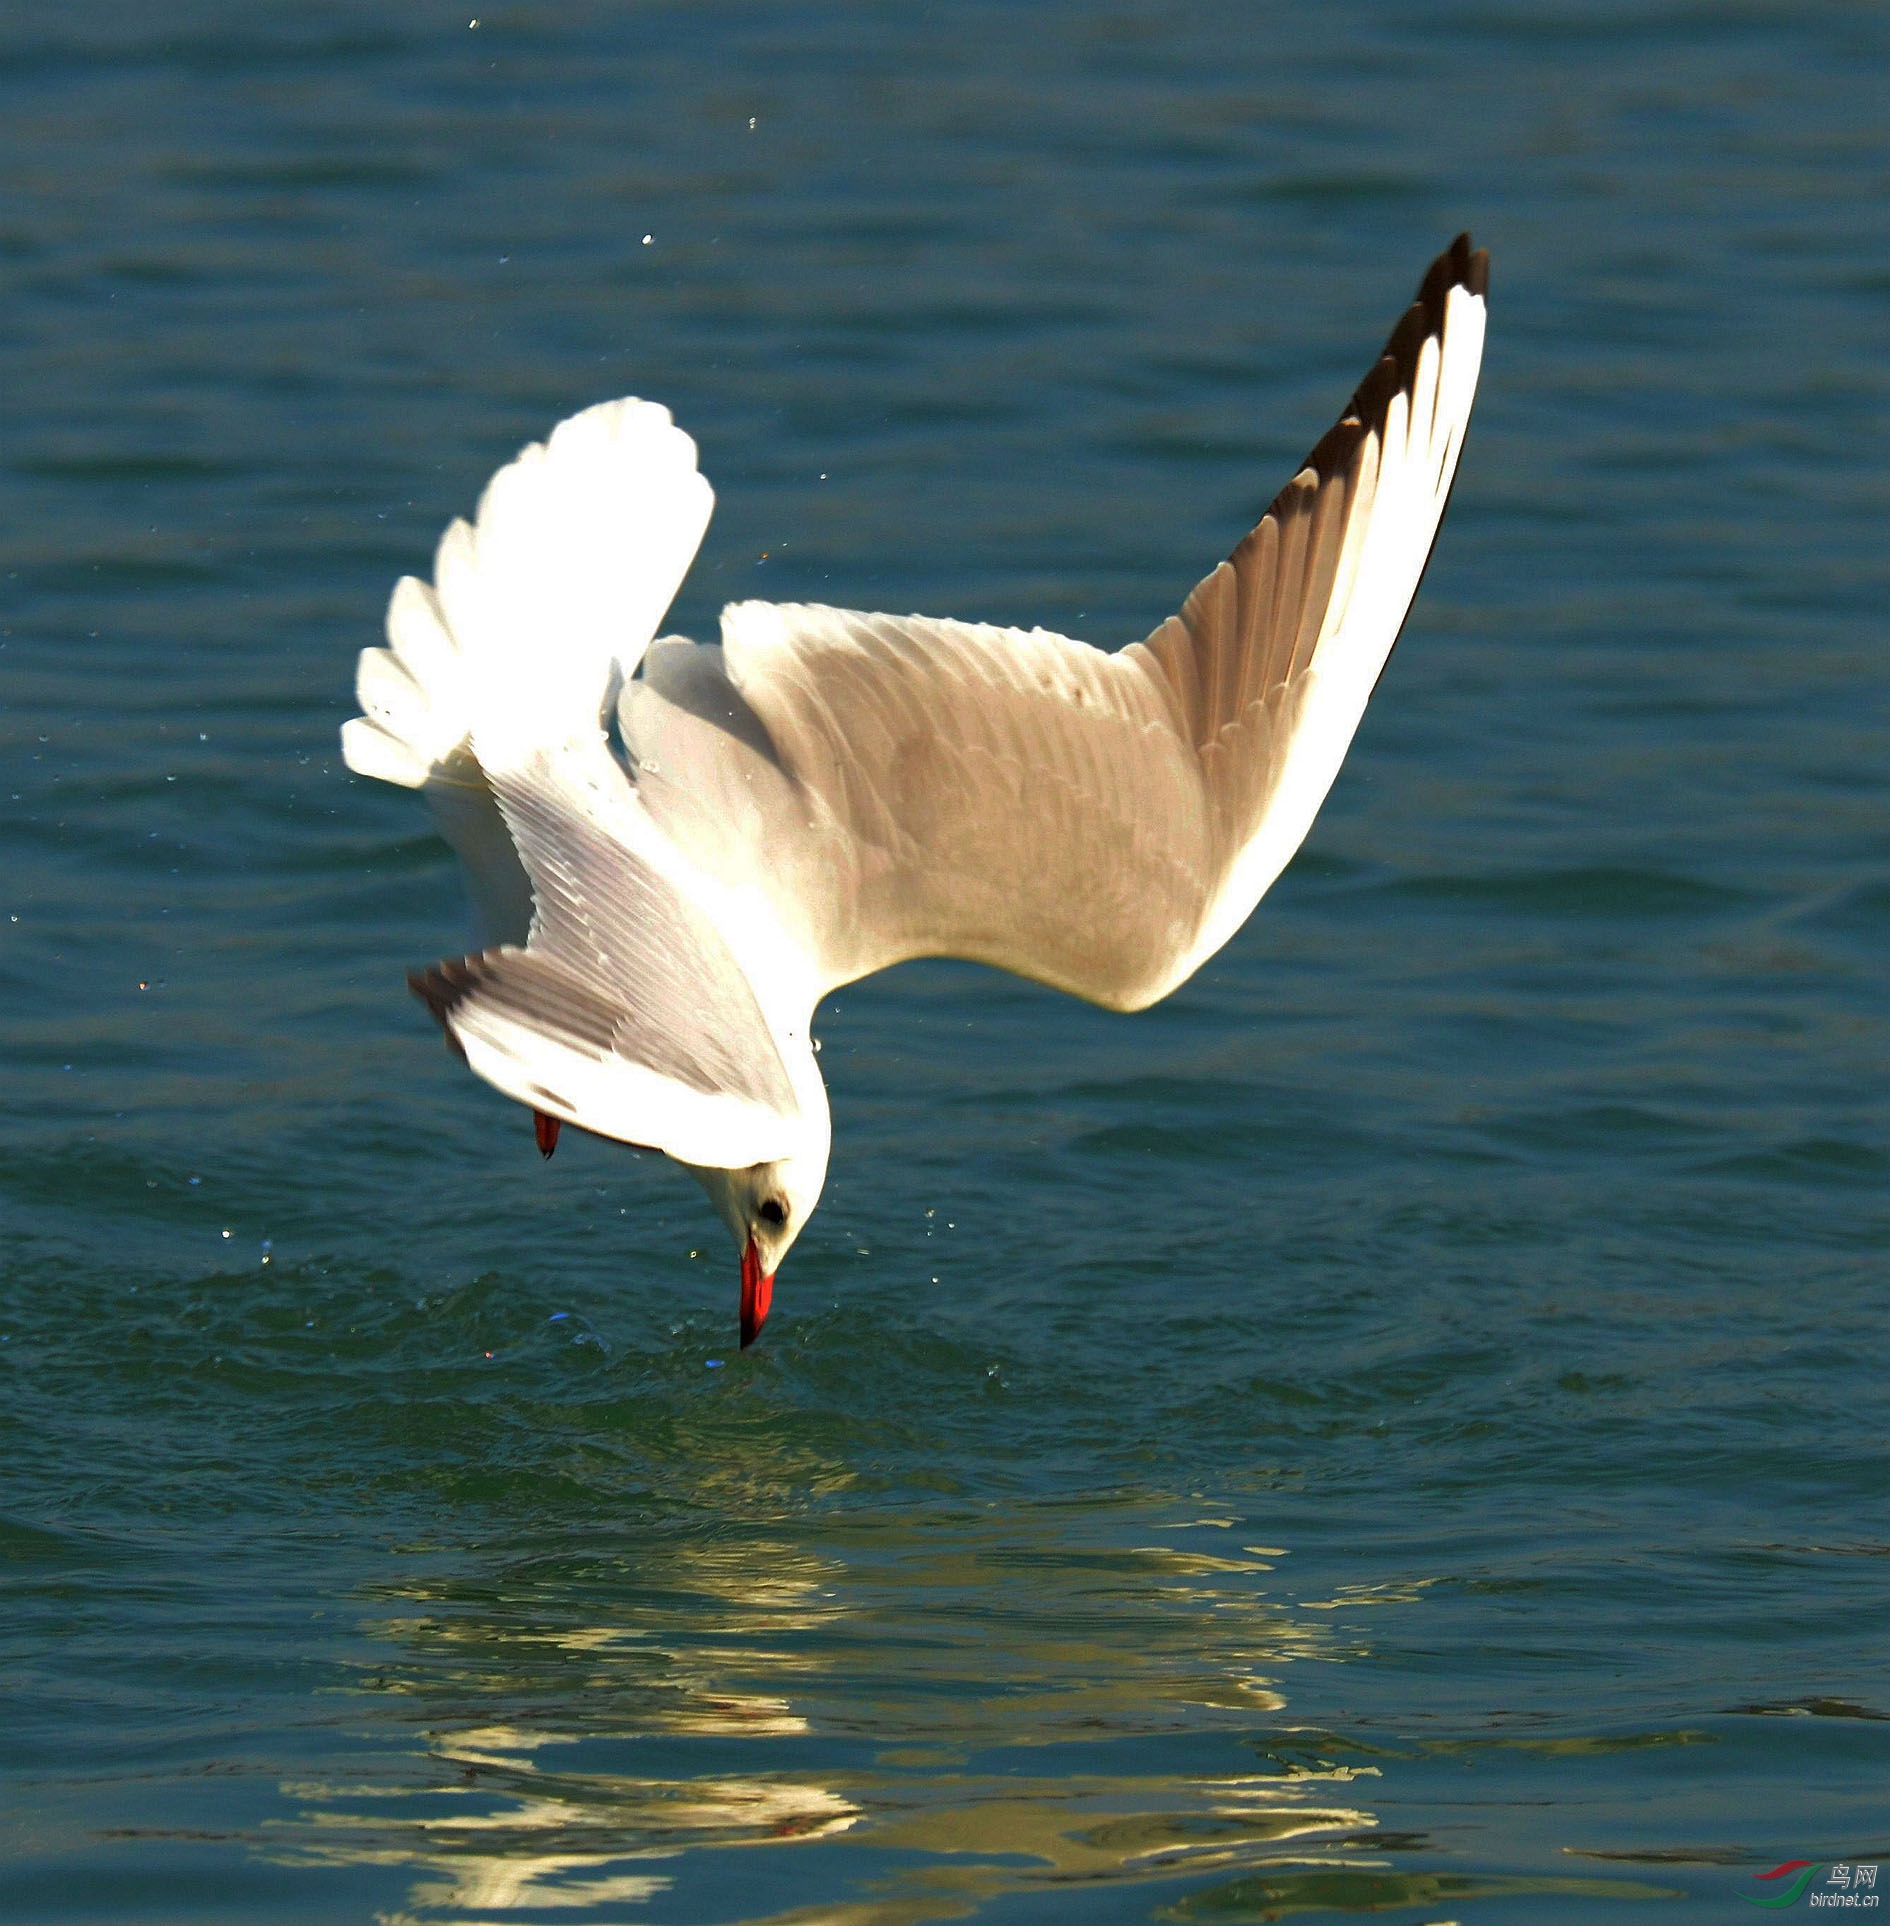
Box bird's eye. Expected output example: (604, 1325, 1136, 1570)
(758, 1197, 789, 1227)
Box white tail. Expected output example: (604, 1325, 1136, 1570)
(341, 397, 714, 788)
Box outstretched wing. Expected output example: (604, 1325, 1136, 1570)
(623, 234, 1489, 1011)
(411, 745, 802, 1170)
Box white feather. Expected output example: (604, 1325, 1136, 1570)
(453, 399, 714, 768)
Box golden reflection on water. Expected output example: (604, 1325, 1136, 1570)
(267, 1500, 1400, 1922)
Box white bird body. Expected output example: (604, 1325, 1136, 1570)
(343, 235, 1489, 1344)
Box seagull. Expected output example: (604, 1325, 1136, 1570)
(342, 233, 1488, 1349)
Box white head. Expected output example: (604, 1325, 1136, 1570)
(687, 1150, 828, 1346)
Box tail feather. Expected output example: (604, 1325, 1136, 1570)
(341, 397, 714, 790)
(340, 578, 462, 789)
(455, 400, 713, 766)
(342, 396, 711, 948)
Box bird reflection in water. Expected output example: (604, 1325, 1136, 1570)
(260, 1504, 1422, 1922)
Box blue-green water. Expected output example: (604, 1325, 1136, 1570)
(3, 3, 1886, 1921)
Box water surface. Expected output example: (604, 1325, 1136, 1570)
(2, 3, 1887, 1921)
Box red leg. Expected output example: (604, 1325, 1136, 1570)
(534, 1110, 561, 1158)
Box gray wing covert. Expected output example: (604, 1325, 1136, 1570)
(693, 607, 1211, 1007)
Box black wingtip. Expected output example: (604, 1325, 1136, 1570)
(409, 952, 494, 1062)
(1440, 231, 1489, 303)
(1418, 244, 1457, 317)
(1304, 415, 1361, 481)
(1340, 232, 1490, 432)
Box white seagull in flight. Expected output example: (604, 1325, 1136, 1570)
(343, 234, 1488, 1348)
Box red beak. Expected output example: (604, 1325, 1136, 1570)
(739, 1236, 775, 1349)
